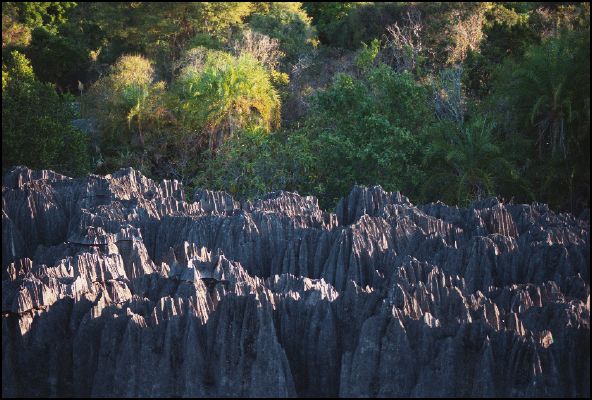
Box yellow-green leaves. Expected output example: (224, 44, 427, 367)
(176, 50, 280, 149)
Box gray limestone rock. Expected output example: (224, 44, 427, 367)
(2, 167, 589, 397)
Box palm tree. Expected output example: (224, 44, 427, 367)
(177, 52, 280, 153)
(422, 118, 520, 206)
(492, 29, 590, 211)
(499, 31, 589, 160)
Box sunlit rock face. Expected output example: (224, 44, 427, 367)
(2, 166, 590, 397)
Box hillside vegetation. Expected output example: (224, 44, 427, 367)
(2, 2, 590, 212)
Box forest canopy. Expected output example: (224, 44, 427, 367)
(2, 2, 590, 213)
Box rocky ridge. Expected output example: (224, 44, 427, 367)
(2, 166, 590, 397)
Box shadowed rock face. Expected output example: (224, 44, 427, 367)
(2, 166, 590, 397)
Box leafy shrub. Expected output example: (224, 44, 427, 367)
(81, 54, 169, 173)
(422, 118, 522, 206)
(194, 128, 313, 199)
(302, 64, 432, 207)
(488, 29, 590, 211)
(2, 51, 89, 175)
(249, 2, 317, 64)
(27, 26, 89, 91)
(175, 49, 281, 151)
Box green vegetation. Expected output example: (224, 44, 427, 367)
(2, 2, 590, 213)
(490, 27, 590, 211)
(250, 2, 317, 63)
(2, 50, 89, 175)
(303, 65, 431, 207)
(422, 118, 523, 206)
(175, 50, 280, 148)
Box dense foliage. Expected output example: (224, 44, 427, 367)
(2, 50, 89, 175)
(303, 65, 431, 207)
(2, 2, 590, 213)
(176, 50, 280, 147)
(489, 28, 590, 211)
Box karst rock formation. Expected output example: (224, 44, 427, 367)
(2, 166, 590, 397)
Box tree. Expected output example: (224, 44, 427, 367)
(422, 118, 521, 206)
(81, 54, 167, 173)
(26, 26, 89, 91)
(230, 29, 282, 71)
(302, 2, 362, 45)
(431, 66, 466, 125)
(464, 3, 539, 98)
(2, 2, 76, 33)
(175, 49, 281, 152)
(313, 2, 405, 50)
(490, 28, 590, 211)
(499, 30, 588, 159)
(383, 8, 425, 75)
(2, 51, 89, 175)
(194, 128, 313, 199)
(249, 2, 317, 64)
(302, 64, 432, 207)
(2, 4, 31, 49)
(86, 3, 255, 80)
(355, 38, 381, 73)
(2, 2, 79, 59)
